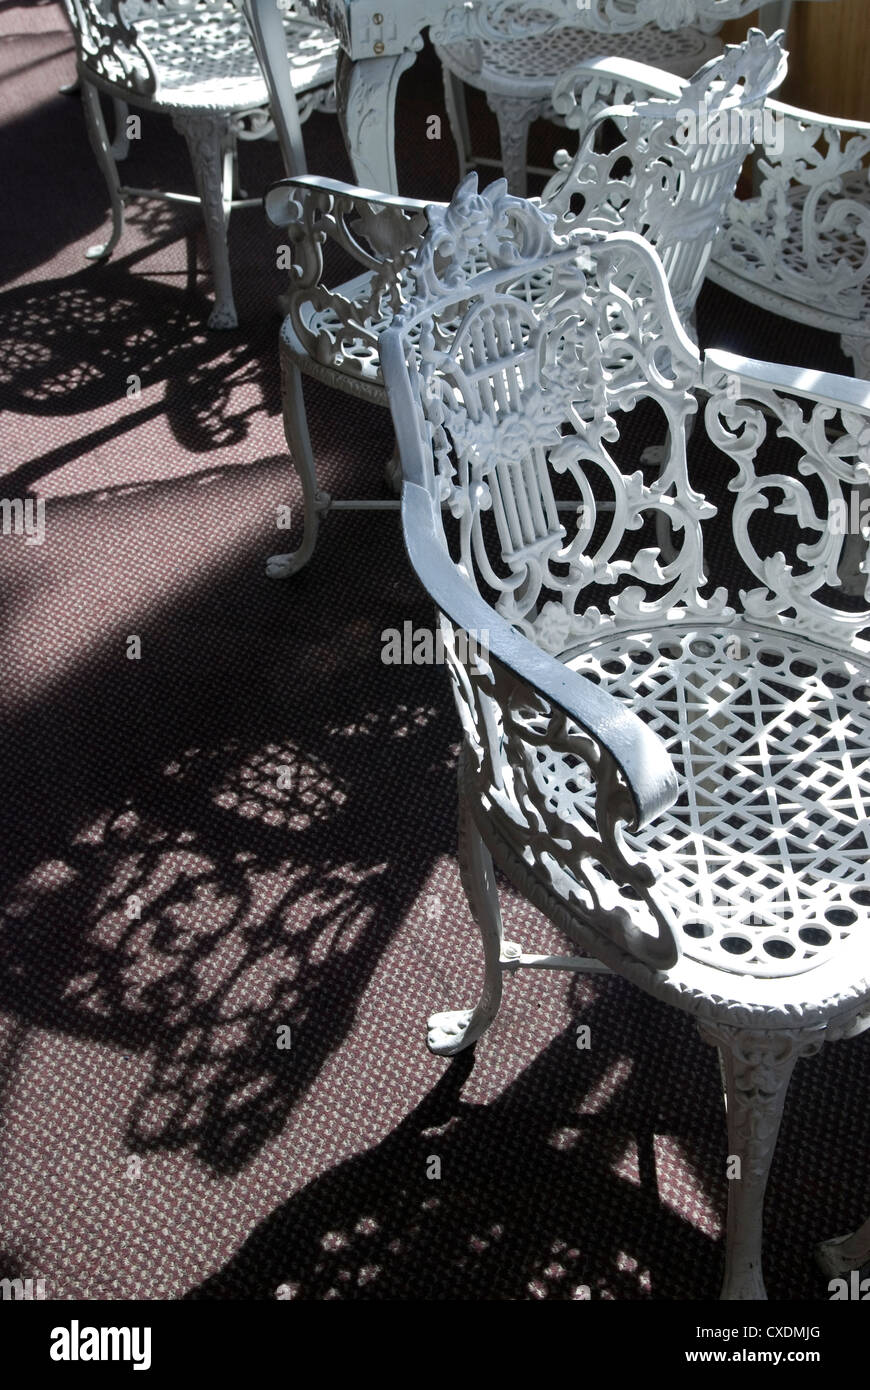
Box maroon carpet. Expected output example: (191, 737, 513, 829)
(0, 1, 866, 1301)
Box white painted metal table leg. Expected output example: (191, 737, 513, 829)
(173, 112, 237, 330)
(81, 79, 125, 261)
(486, 92, 542, 198)
(244, 0, 308, 176)
(335, 46, 418, 195)
(441, 64, 472, 182)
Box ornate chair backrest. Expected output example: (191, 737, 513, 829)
(383, 174, 870, 971)
(62, 0, 240, 95)
(541, 29, 788, 320)
(383, 175, 710, 655)
(384, 175, 870, 666)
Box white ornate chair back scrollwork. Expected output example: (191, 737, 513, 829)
(263, 30, 785, 580)
(709, 95, 870, 381)
(62, 0, 338, 327)
(381, 173, 870, 1301)
(429, 0, 798, 197)
(543, 29, 788, 321)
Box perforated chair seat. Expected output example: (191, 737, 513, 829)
(712, 170, 870, 335)
(98, 7, 338, 111)
(512, 625, 870, 1023)
(437, 22, 722, 97)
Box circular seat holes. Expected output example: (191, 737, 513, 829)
(822, 670, 849, 689)
(825, 907, 858, 927)
(721, 935, 751, 955)
(690, 639, 715, 658)
(683, 921, 713, 939)
(758, 649, 782, 668)
(850, 889, 870, 907)
(789, 659, 817, 679)
(630, 650, 654, 666)
(602, 660, 626, 675)
(763, 938, 795, 959)
(798, 927, 831, 947)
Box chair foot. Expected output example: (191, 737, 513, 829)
(427, 1008, 478, 1055)
(207, 303, 239, 330)
(817, 1217, 870, 1278)
(85, 240, 117, 262)
(266, 549, 310, 579)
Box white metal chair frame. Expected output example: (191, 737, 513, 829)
(381, 173, 870, 1300)
(264, 29, 786, 578)
(709, 97, 870, 381)
(432, 0, 805, 196)
(63, 0, 338, 327)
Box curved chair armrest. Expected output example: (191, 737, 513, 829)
(399, 479, 679, 832)
(703, 348, 870, 414)
(765, 97, 870, 138)
(265, 176, 437, 362)
(265, 174, 434, 231)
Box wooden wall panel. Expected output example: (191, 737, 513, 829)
(721, 1, 870, 119)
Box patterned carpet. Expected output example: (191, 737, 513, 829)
(0, 1, 866, 1302)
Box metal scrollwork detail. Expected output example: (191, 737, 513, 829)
(704, 374, 870, 651)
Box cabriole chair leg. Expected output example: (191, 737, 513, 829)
(441, 65, 471, 182)
(702, 1024, 816, 1300)
(81, 79, 125, 261)
(486, 92, 540, 197)
(267, 358, 329, 579)
(110, 96, 130, 160)
(173, 111, 238, 330)
(427, 796, 505, 1056)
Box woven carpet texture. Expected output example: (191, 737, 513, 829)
(0, 2, 867, 1300)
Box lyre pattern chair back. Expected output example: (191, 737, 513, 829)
(384, 173, 870, 978)
(542, 28, 788, 319)
(388, 175, 710, 651)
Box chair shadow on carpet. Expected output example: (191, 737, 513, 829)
(0, 520, 458, 1176)
(181, 1018, 864, 1302)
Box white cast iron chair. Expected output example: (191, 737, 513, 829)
(709, 98, 870, 381)
(63, 0, 338, 327)
(380, 175, 870, 1300)
(264, 29, 786, 578)
(433, 0, 804, 196)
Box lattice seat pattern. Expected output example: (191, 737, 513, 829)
(565, 626, 870, 982)
(128, 6, 336, 110)
(439, 22, 718, 90)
